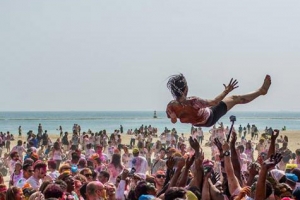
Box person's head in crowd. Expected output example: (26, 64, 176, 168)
(80, 168, 93, 182)
(30, 152, 39, 162)
(292, 187, 300, 200)
(122, 145, 129, 154)
(159, 148, 166, 159)
(53, 142, 60, 151)
(47, 160, 57, 172)
(269, 169, 286, 184)
(74, 174, 87, 184)
(237, 145, 245, 153)
(86, 143, 92, 150)
(154, 171, 166, 190)
(166, 148, 177, 158)
(134, 180, 152, 199)
(23, 163, 34, 179)
(17, 140, 23, 146)
(39, 180, 52, 193)
(133, 148, 140, 157)
(24, 158, 34, 166)
(291, 168, 300, 182)
(57, 172, 75, 193)
(28, 191, 45, 200)
(71, 152, 80, 164)
(78, 158, 87, 169)
(14, 160, 22, 172)
(87, 159, 95, 169)
(111, 153, 122, 169)
(23, 188, 36, 199)
(259, 138, 264, 144)
(0, 184, 7, 200)
(33, 161, 47, 180)
(59, 163, 71, 173)
(179, 143, 186, 152)
(145, 182, 156, 196)
(6, 186, 25, 200)
(249, 181, 273, 199)
(53, 179, 67, 192)
(246, 142, 252, 150)
(165, 187, 187, 200)
(98, 171, 110, 184)
(104, 182, 116, 199)
(86, 181, 106, 199)
(10, 151, 20, 161)
(43, 184, 64, 199)
(274, 183, 293, 199)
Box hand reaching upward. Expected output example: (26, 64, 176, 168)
(224, 78, 239, 94)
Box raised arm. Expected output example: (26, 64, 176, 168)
(177, 155, 195, 187)
(222, 141, 242, 195)
(168, 158, 185, 189)
(267, 129, 279, 159)
(230, 131, 242, 184)
(255, 153, 282, 200)
(188, 150, 204, 190)
(206, 78, 238, 106)
(202, 170, 212, 200)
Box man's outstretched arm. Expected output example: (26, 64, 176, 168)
(206, 78, 238, 106)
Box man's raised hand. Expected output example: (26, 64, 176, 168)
(224, 78, 239, 94)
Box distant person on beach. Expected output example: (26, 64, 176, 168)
(18, 126, 22, 137)
(166, 73, 271, 127)
(38, 123, 43, 135)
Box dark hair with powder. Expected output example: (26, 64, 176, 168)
(167, 74, 187, 99)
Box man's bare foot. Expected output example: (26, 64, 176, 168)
(259, 75, 271, 95)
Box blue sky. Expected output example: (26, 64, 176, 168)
(0, 1, 299, 111)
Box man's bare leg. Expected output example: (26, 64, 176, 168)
(223, 75, 271, 111)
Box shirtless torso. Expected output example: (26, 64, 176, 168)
(166, 97, 210, 125)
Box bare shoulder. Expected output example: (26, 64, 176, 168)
(167, 100, 180, 106)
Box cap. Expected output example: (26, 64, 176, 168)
(286, 173, 299, 182)
(133, 148, 139, 154)
(138, 194, 156, 200)
(186, 190, 198, 200)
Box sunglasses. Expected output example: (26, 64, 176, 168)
(84, 174, 93, 177)
(27, 170, 34, 173)
(156, 175, 166, 179)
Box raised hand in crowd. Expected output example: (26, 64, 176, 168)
(255, 153, 282, 200)
(268, 129, 280, 159)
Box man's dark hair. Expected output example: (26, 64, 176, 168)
(43, 184, 64, 199)
(22, 163, 33, 171)
(99, 171, 110, 180)
(167, 74, 187, 99)
(47, 160, 57, 170)
(34, 162, 47, 170)
(134, 181, 149, 199)
(165, 187, 187, 200)
(10, 151, 18, 159)
(79, 183, 88, 199)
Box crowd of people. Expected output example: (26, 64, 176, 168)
(0, 122, 300, 200)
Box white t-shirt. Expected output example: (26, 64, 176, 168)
(11, 146, 26, 157)
(26, 176, 42, 190)
(48, 170, 60, 180)
(129, 156, 148, 174)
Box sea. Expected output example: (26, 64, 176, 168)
(0, 111, 299, 136)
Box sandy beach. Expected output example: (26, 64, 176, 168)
(2, 129, 300, 187)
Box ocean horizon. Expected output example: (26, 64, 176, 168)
(0, 111, 299, 135)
